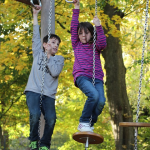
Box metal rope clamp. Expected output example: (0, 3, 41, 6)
(30, 0, 42, 8)
(65, 0, 74, 3)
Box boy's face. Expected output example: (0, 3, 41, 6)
(43, 38, 60, 56)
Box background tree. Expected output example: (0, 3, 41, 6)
(102, 1, 134, 149)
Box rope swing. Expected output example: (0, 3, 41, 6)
(119, 0, 150, 149)
(29, 0, 53, 146)
(65, 0, 104, 149)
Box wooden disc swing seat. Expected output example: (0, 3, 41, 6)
(73, 132, 104, 150)
(119, 122, 150, 127)
(73, 132, 104, 144)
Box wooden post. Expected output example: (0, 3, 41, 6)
(41, 0, 55, 39)
(40, 0, 55, 138)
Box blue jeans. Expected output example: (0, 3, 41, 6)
(26, 91, 56, 148)
(76, 76, 106, 126)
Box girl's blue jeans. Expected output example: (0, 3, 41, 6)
(75, 76, 106, 126)
(26, 91, 56, 148)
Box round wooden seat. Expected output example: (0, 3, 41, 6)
(73, 132, 104, 144)
(119, 122, 150, 127)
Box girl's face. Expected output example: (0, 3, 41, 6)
(78, 28, 92, 44)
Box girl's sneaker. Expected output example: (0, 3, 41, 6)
(77, 123, 93, 132)
(29, 141, 38, 150)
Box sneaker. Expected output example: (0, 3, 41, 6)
(39, 146, 49, 150)
(77, 123, 93, 132)
(29, 141, 38, 150)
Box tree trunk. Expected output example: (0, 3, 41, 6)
(0, 126, 9, 150)
(102, 2, 134, 150)
(0, 126, 2, 149)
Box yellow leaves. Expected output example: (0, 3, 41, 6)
(107, 23, 121, 38)
(102, 116, 111, 124)
(5, 0, 9, 4)
(109, 0, 116, 6)
(4, 75, 12, 81)
(105, 34, 109, 37)
(123, 113, 132, 118)
(112, 15, 122, 25)
(89, 0, 95, 6)
(15, 65, 23, 71)
(65, 60, 70, 63)
(0, 66, 5, 71)
(60, 41, 68, 47)
(12, 47, 18, 53)
(15, 54, 28, 74)
(2, 57, 10, 63)
(108, 27, 120, 37)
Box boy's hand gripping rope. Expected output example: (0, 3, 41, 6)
(134, 0, 149, 149)
(30, 0, 42, 8)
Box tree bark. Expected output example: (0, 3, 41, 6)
(0, 126, 9, 150)
(102, 2, 134, 150)
(0, 126, 3, 149)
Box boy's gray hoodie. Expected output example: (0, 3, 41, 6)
(25, 25, 64, 99)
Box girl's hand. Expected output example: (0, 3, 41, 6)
(93, 16, 101, 26)
(73, 0, 79, 9)
(33, 5, 41, 15)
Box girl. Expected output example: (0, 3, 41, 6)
(71, 0, 107, 132)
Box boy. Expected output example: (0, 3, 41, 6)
(25, 5, 64, 150)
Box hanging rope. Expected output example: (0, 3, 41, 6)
(89, 0, 98, 126)
(92, 0, 97, 86)
(134, 0, 149, 149)
(65, 0, 98, 126)
(38, 0, 53, 144)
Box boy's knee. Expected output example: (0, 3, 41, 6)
(46, 117, 56, 127)
(30, 113, 41, 123)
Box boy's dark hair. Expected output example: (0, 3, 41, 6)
(77, 22, 95, 44)
(43, 34, 61, 51)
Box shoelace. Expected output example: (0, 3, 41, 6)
(29, 141, 37, 149)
